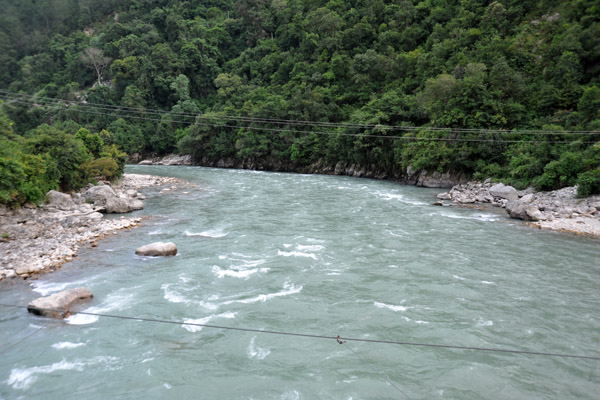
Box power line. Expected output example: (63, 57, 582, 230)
(3, 95, 599, 145)
(0, 321, 47, 356)
(1, 303, 599, 361)
(2, 90, 600, 136)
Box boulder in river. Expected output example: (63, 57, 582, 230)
(135, 242, 178, 256)
(27, 287, 93, 318)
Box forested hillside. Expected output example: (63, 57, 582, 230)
(1, 0, 600, 204)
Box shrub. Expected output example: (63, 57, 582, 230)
(576, 168, 600, 197)
(535, 151, 583, 191)
(82, 157, 120, 181)
(26, 125, 92, 191)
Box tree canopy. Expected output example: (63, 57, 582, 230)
(1, 0, 599, 199)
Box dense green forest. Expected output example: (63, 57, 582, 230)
(1, 0, 600, 205)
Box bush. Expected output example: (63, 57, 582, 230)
(26, 125, 92, 191)
(82, 157, 120, 181)
(100, 144, 127, 175)
(535, 151, 583, 191)
(0, 143, 57, 205)
(576, 168, 600, 197)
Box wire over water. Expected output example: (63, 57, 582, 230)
(1, 303, 599, 361)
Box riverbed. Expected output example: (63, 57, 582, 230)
(1, 165, 599, 399)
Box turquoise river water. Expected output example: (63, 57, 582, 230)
(1, 165, 599, 399)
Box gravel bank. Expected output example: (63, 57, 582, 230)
(0, 173, 189, 282)
(437, 180, 600, 238)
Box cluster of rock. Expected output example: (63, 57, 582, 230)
(24, 240, 178, 319)
(0, 174, 185, 282)
(138, 154, 193, 166)
(437, 180, 600, 237)
(141, 154, 470, 188)
(81, 184, 144, 214)
(0, 201, 142, 281)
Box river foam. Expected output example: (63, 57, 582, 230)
(221, 282, 303, 305)
(65, 289, 137, 325)
(185, 229, 228, 238)
(247, 336, 270, 360)
(374, 301, 408, 312)
(278, 250, 317, 260)
(182, 311, 237, 333)
(52, 342, 86, 350)
(7, 356, 120, 390)
(212, 265, 269, 279)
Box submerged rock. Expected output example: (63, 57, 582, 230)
(135, 242, 178, 256)
(27, 287, 93, 318)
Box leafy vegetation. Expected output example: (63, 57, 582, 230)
(1, 0, 599, 198)
(0, 104, 126, 205)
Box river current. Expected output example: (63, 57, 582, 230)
(1, 165, 599, 399)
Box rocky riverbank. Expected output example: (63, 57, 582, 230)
(138, 153, 470, 188)
(0, 173, 187, 282)
(437, 180, 600, 238)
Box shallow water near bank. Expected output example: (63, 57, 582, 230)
(1, 165, 599, 399)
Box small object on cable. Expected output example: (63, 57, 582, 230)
(337, 335, 346, 344)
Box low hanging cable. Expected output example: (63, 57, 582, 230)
(2, 89, 600, 135)
(1, 303, 599, 361)
(2, 96, 599, 144)
(0, 321, 48, 356)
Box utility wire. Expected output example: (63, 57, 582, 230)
(2, 95, 599, 145)
(1, 303, 599, 361)
(3, 91, 598, 138)
(0, 321, 47, 356)
(2, 90, 600, 136)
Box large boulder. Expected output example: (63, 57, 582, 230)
(84, 185, 117, 204)
(128, 199, 144, 211)
(135, 242, 178, 257)
(489, 183, 519, 201)
(505, 200, 545, 221)
(105, 197, 131, 213)
(45, 190, 75, 211)
(27, 287, 93, 318)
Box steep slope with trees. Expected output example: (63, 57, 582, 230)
(1, 0, 599, 202)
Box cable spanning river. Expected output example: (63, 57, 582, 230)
(1, 165, 599, 399)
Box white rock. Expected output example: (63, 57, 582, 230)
(46, 190, 75, 211)
(135, 242, 178, 257)
(27, 287, 93, 318)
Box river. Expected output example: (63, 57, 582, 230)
(1, 165, 599, 399)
